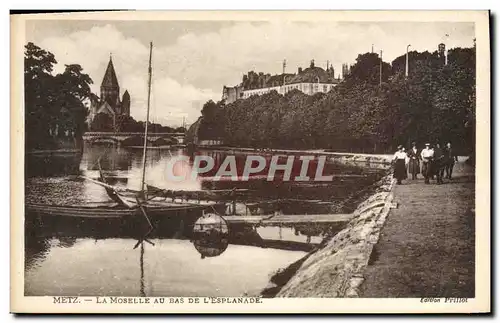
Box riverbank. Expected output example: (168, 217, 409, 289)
(359, 161, 475, 297)
(262, 160, 475, 298)
(262, 173, 396, 297)
(198, 145, 392, 167)
(25, 149, 83, 177)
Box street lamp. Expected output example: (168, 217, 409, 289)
(444, 34, 449, 65)
(379, 50, 383, 87)
(405, 44, 411, 78)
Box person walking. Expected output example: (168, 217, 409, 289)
(421, 143, 434, 184)
(433, 142, 445, 184)
(407, 141, 421, 180)
(402, 147, 408, 179)
(444, 142, 458, 180)
(393, 145, 408, 185)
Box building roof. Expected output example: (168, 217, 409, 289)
(288, 66, 337, 84)
(265, 73, 295, 87)
(122, 90, 130, 100)
(101, 56, 119, 89)
(96, 101, 116, 115)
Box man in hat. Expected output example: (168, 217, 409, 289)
(420, 143, 434, 184)
(407, 141, 421, 180)
(433, 142, 445, 184)
(444, 141, 458, 179)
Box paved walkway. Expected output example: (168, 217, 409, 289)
(359, 161, 475, 297)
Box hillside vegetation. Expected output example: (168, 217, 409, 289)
(196, 47, 475, 154)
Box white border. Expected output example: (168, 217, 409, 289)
(4, 4, 495, 320)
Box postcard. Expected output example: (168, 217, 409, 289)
(10, 10, 490, 313)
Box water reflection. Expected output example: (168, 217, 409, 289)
(24, 145, 387, 296)
(80, 145, 202, 193)
(84, 146, 133, 171)
(24, 234, 305, 297)
(26, 145, 385, 215)
(24, 208, 339, 296)
(140, 242, 145, 297)
(192, 213, 230, 259)
(25, 152, 82, 178)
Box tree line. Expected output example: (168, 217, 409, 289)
(195, 46, 475, 154)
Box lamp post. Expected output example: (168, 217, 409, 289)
(282, 59, 287, 85)
(379, 50, 383, 87)
(444, 34, 449, 65)
(405, 44, 411, 78)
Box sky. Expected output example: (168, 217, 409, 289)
(25, 20, 475, 127)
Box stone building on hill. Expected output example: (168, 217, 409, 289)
(222, 60, 344, 104)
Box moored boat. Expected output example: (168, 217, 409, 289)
(25, 202, 220, 219)
(25, 201, 227, 239)
(26, 43, 229, 241)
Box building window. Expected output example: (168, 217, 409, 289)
(323, 85, 328, 92)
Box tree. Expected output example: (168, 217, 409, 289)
(91, 113, 114, 132)
(114, 114, 137, 132)
(24, 42, 57, 149)
(199, 99, 225, 140)
(52, 64, 93, 137)
(347, 52, 391, 87)
(25, 42, 94, 150)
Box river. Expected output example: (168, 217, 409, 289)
(24, 144, 386, 297)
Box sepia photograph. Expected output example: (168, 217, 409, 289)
(10, 10, 490, 313)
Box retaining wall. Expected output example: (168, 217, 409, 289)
(274, 174, 396, 297)
(198, 146, 392, 169)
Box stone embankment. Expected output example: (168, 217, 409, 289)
(199, 146, 392, 169)
(268, 173, 396, 297)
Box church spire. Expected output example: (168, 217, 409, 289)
(101, 55, 119, 89)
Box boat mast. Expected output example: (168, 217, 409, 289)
(140, 242, 145, 297)
(140, 42, 153, 198)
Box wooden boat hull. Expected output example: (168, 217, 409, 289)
(25, 202, 227, 238)
(25, 203, 213, 219)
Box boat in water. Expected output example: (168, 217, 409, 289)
(25, 201, 223, 219)
(25, 42, 227, 239)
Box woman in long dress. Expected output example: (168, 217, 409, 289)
(393, 145, 408, 185)
(407, 142, 421, 180)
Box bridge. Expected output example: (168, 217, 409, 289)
(83, 132, 185, 146)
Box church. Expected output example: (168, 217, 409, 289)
(87, 56, 131, 129)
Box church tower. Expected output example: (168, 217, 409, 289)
(100, 55, 120, 108)
(122, 90, 130, 116)
(88, 54, 132, 130)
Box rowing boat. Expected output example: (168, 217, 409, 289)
(25, 202, 219, 219)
